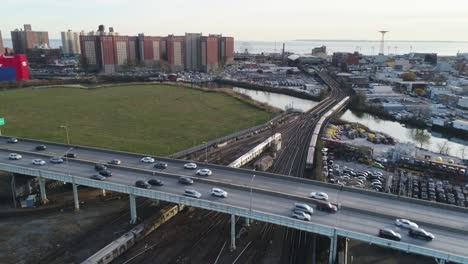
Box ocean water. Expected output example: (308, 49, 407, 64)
(3, 39, 468, 56)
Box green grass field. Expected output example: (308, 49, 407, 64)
(0, 84, 272, 156)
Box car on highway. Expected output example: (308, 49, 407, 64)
(90, 174, 106, 181)
(395, 219, 419, 229)
(50, 156, 64, 164)
(310, 191, 329, 201)
(154, 162, 168, 169)
(64, 153, 77, 158)
(196, 169, 212, 176)
(108, 159, 122, 165)
(7, 137, 18, 143)
(99, 170, 113, 177)
(35, 145, 47, 151)
(408, 228, 435, 241)
(316, 202, 338, 213)
(95, 164, 107, 171)
(211, 188, 228, 198)
(179, 176, 194, 185)
(135, 180, 151, 189)
(293, 203, 314, 215)
(140, 157, 155, 163)
(291, 209, 311, 221)
(148, 179, 164, 186)
(184, 189, 202, 198)
(32, 159, 46, 166)
(184, 162, 197, 169)
(8, 153, 22, 160)
(378, 228, 401, 241)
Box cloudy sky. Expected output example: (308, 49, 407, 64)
(2, 0, 468, 41)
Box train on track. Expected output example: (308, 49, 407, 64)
(228, 133, 282, 169)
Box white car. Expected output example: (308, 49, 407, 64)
(184, 189, 202, 198)
(211, 188, 228, 198)
(395, 219, 419, 229)
(140, 157, 155, 163)
(32, 159, 46, 166)
(184, 162, 197, 169)
(8, 153, 22, 160)
(310, 191, 329, 201)
(291, 209, 311, 221)
(196, 168, 212, 176)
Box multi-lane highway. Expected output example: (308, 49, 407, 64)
(1, 137, 468, 262)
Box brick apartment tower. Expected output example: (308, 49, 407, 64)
(11, 24, 49, 54)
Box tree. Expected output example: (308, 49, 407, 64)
(409, 129, 431, 148)
(401, 72, 416, 81)
(350, 91, 367, 111)
(437, 141, 450, 155)
(414, 88, 426, 97)
(80, 56, 89, 72)
(319, 88, 329, 100)
(151, 60, 170, 72)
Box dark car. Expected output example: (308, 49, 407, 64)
(316, 202, 338, 213)
(378, 228, 401, 241)
(7, 138, 18, 143)
(64, 153, 77, 158)
(178, 176, 194, 185)
(154, 162, 168, 169)
(36, 145, 47, 151)
(148, 179, 164, 186)
(94, 164, 107, 171)
(99, 170, 113, 177)
(408, 228, 434, 241)
(135, 180, 151, 189)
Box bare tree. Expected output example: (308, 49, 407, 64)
(437, 141, 450, 155)
(459, 146, 467, 160)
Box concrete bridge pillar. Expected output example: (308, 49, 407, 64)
(311, 234, 317, 264)
(328, 230, 338, 264)
(38, 177, 48, 204)
(129, 194, 137, 224)
(72, 182, 79, 211)
(435, 258, 446, 264)
(230, 214, 236, 251)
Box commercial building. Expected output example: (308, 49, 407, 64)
(0, 31, 4, 55)
(11, 24, 50, 54)
(0, 54, 30, 82)
(61, 30, 81, 55)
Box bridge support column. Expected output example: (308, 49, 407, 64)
(311, 234, 317, 264)
(245, 217, 250, 227)
(38, 177, 48, 204)
(129, 194, 137, 224)
(102, 189, 106, 197)
(338, 237, 348, 264)
(230, 214, 236, 251)
(72, 183, 79, 211)
(328, 230, 338, 264)
(435, 258, 446, 264)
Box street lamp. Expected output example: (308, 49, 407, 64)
(60, 125, 70, 145)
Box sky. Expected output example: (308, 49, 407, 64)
(2, 0, 468, 41)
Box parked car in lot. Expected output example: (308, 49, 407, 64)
(395, 219, 419, 229)
(108, 159, 121, 165)
(32, 159, 46, 166)
(140, 157, 155, 163)
(184, 162, 197, 169)
(50, 156, 64, 164)
(7, 138, 18, 143)
(154, 162, 168, 169)
(148, 179, 164, 186)
(291, 209, 311, 221)
(408, 228, 434, 241)
(378, 228, 401, 241)
(196, 169, 212, 176)
(372, 162, 385, 169)
(294, 203, 314, 215)
(135, 180, 151, 189)
(95, 164, 107, 171)
(310, 191, 329, 201)
(64, 153, 77, 158)
(8, 153, 22, 160)
(35, 145, 47, 151)
(184, 189, 202, 198)
(99, 170, 113, 177)
(211, 188, 228, 198)
(316, 202, 338, 213)
(90, 174, 106, 181)
(179, 176, 194, 185)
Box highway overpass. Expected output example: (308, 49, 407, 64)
(0, 137, 467, 263)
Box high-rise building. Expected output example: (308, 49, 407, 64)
(11, 24, 49, 54)
(0, 31, 4, 55)
(167, 35, 185, 72)
(61, 30, 81, 55)
(201, 36, 219, 72)
(137, 34, 164, 66)
(185, 33, 201, 71)
(219, 36, 234, 65)
(80, 35, 101, 69)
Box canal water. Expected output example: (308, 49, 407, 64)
(340, 110, 468, 159)
(232, 87, 319, 112)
